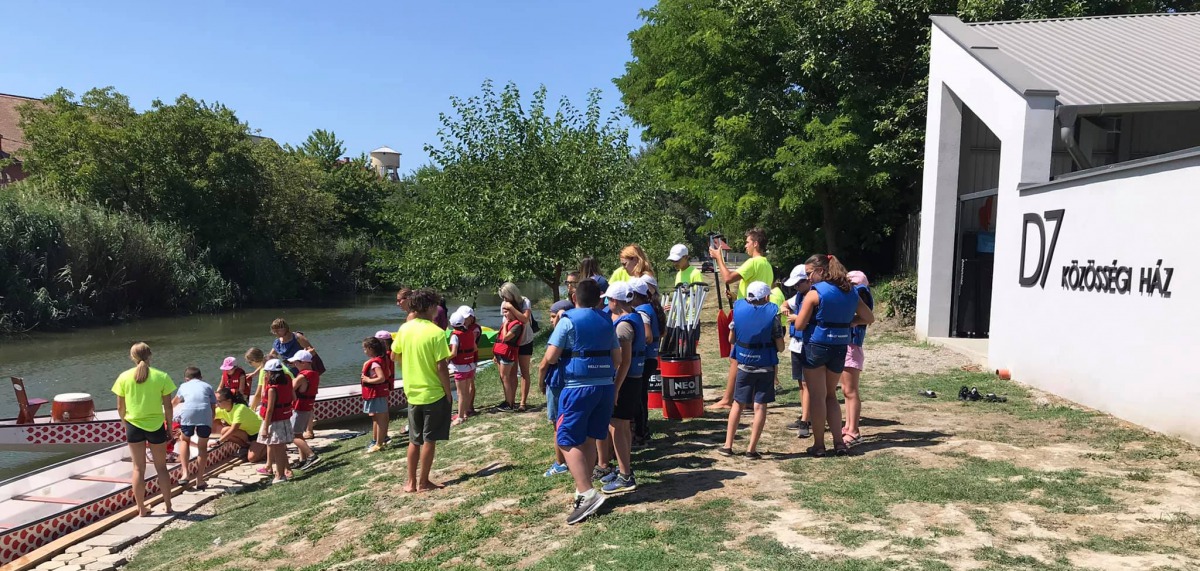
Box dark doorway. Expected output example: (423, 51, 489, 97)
(950, 107, 998, 339)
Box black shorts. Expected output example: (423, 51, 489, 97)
(179, 424, 212, 438)
(791, 351, 805, 381)
(125, 422, 169, 445)
(734, 369, 776, 405)
(408, 397, 452, 445)
(518, 342, 534, 356)
(612, 376, 643, 420)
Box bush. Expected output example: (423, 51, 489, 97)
(0, 185, 232, 333)
(875, 273, 917, 325)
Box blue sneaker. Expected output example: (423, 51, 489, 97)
(599, 468, 620, 485)
(543, 462, 569, 477)
(601, 473, 637, 495)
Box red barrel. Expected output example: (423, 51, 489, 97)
(647, 372, 664, 410)
(659, 357, 704, 419)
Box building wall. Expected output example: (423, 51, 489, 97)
(998, 154, 1200, 443)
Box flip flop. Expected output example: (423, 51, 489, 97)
(805, 446, 826, 458)
(844, 434, 863, 447)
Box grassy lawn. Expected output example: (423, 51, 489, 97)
(126, 283, 1200, 571)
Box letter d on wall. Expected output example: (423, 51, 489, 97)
(1019, 209, 1065, 288)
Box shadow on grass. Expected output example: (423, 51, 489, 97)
(441, 461, 513, 487)
(851, 429, 949, 454)
(618, 468, 746, 506)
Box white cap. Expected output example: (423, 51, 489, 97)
(449, 310, 466, 328)
(640, 275, 658, 291)
(783, 264, 809, 287)
(630, 278, 649, 297)
(455, 305, 474, 319)
(288, 350, 313, 363)
(606, 281, 634, 303)
(667, 244, 689, 262)
(746, 281, 771, 302)
(264, 359, 284, 372)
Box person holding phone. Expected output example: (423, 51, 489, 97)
(708, 228, 773, 410)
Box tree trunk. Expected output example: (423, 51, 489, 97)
(541, 263, 564, 302)
(819, 187, 840, 255)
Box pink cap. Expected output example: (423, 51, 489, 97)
(219, 357, 237, 371)
(847, 271, 869, 287)
(374, 330, 393, 340)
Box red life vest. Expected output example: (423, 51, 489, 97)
(451, 325, 479, 365)
(221, 367, 247, 395)
(259, 380, 294, 422)
(361, 356, 390, 400)
(295, 369, 320, 412)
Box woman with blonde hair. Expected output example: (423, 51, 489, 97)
(610, 244, 655, 283)
(111, 342, 176, 516)
(498, 281, 536, 411)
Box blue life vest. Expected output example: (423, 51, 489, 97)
(731, 300, 780, 367)
(273, 335, 304, 360)
(599, 305, 612, 321)
(788, 293, 804, 341)
(850, 285, 874, 346)
(806, 282, 858, 345)
(635, 302, 661, 360)
(615, 311, 646, 378)
(561, 308, 616, 383)
(545, 359, 565, 390)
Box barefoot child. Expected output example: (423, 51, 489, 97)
(288, 350, 322, 470)
(174, 367, 216, 490)
(213, 387, 265, 463)
(258, 359, 295, 484)
(447, 306, 480, 424)
(361, 337, 391, 453)
(719, 282, 784, 459)
(393, 289, 454, 492)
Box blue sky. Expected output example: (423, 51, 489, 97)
(2, 0, 653, 172)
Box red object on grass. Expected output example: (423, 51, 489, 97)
(660, 357, 704, 419)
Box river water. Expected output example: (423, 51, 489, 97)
(0, 283, 554, 479)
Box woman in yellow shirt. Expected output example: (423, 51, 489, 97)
(213, 387, 267, 463)
(111, 342, 176, 517)
(610, 243, 656, 283)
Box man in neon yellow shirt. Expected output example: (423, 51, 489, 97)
(394, 289, 454, 492)
(668, 244, 706, 286)
(709, 228, 773, 409)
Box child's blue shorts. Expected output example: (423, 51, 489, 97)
(555, 384, 615, 447)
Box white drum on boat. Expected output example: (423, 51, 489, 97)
(51, 392, 96, 423)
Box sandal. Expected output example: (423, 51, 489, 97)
(833, 447, 851, 457)
(806, 445, 826, 458)
(843, 433, 863, 447)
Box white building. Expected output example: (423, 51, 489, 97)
(916, 13, 1200, 443)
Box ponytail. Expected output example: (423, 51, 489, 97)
(129, 342, 152, 384)
(805, 254, 852, 292)
(216, 386, 247, 407)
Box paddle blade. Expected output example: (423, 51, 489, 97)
(717, 309, 732, 358)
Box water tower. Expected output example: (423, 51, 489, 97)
(369, 146, 401, 180)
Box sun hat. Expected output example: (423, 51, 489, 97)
(667, 244, 689, 262)
(783, 265, 809, 287)
(606, 281, 634, 303)
(746, 281, 771, 302)
(288, 350, 313, 363)
(847, 271, 869, 287)
(219, 357, 237, 371)
(374, 330, 392, 340)
(264, 359, 284, 372)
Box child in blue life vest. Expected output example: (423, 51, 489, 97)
(538, 300, 575, 477)
(780, 265, 813, 437)
(718, 282, 785, 460)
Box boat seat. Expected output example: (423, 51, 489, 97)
(11, 377, 48, 424)
(70, 474, 130, 484)
(11, 494, 84, 506)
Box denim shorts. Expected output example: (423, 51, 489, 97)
(734, 369, 776, 405)
(179, 424, 212, 439)
(546, 385, 563, 423)
(363, 396, 389, 415)
(803, 342, 848, 374)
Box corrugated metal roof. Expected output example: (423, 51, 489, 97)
(966, 12, 1200, 109)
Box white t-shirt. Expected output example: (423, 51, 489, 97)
(786, 298, 804, 354)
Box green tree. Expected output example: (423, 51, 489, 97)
(375, 81, 684, 299)
(294, 128, 346, 170)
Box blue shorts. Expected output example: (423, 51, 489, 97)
(179, 424, 212, 439)
(546, 385, 563, 423)
(803, 342, 847, 374)
(791, 351, 805, 381)
(363, 396, 389, 415)
(555, 384, 615, 447)
(734, 369, 776, 405)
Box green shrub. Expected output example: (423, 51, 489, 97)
(875, 274, 917, 324)
(0, 185, 232, 333)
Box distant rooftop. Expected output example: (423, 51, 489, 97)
(933, 12, 1200, 114)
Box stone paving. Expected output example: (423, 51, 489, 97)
(29, 431, 346, 571)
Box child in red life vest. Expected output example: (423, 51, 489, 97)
(374, 330, 402, 398)
(287, 350, 322, 471)
(258, 359, 296, 484)
(361, 337, 391, 453)
(219, 356, 251, 398)
(448, 306, 481, 425)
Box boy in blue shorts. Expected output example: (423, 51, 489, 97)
(539, 299, 575, 477)
(542, 279, 622, 525)
(719, 282, 784, 459)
